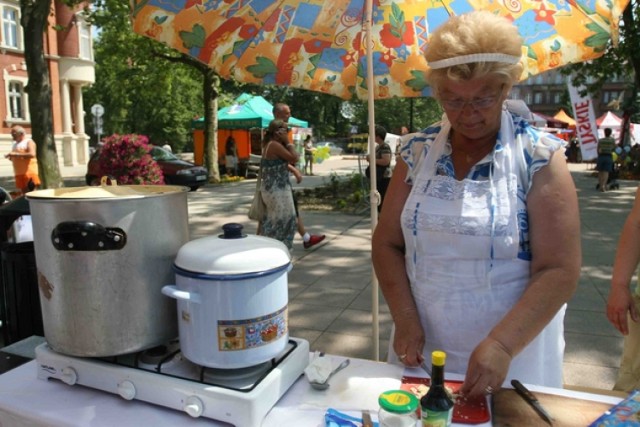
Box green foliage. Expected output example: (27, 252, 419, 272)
(295, 172, 370, 214)
(84, 0, 203, 152)
(86, 0, 446, 155)
(561, 1, 640, 122)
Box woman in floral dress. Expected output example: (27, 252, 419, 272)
(259, 119, 300, 249)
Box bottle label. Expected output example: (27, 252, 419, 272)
(422, 408, 453, 427)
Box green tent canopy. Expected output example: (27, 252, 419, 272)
(191, 93, 308, 130)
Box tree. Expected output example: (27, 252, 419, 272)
(86, 1, 205, 151)
(20, 0, 65, 189)
(88, 0, 257, 183)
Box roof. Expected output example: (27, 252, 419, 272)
(191, 93, 308, 130)
(596, 111, 622, 128)
(554, 109, 576, 126)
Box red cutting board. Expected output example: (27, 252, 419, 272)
(401, 376, 490, 424)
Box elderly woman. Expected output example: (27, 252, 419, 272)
(372, 11, 580, 398)
(259, 119, 299, 249)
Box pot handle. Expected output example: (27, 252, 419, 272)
(51, 221, 127, 251)
(161, 285, 201, 304)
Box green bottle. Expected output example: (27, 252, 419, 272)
(420, 350, 454, 427)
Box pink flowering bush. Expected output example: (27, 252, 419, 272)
(97, 134, 164, 185)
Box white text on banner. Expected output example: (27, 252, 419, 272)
(568, 80, 599, 161)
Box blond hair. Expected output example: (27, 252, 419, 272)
(425, 11, 523, 90)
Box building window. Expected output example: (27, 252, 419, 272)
(77, 15, 92, 60)
(554, 73, 564, 84)
(603, 91, 621, 104)
(7, 81, 25, 119)
(533, 92, 544, 104)
(1, 5, 21, 50)
(524, 93, 532, 104)
(553, 92, 562, 103)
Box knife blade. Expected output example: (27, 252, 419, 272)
(361, 409, 373, 427)
(420, 360, 432, 378)
(511, 379, 554, 425)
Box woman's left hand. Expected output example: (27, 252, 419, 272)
(459, 336, 512, 398)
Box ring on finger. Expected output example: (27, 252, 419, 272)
(398, 354, 407, 360)
(485, 386, 494, 394)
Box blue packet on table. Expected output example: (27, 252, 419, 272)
(589, 389, 640, 426)
(324, 408, 379, 427)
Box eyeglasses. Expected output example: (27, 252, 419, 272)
(277, 127, 288, 132)
(440, 85, 505, 111)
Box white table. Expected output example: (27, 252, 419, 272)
(0, 357, 622, 427)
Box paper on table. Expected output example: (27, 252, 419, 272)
(304, 352, 333, 383)
(277, 358, 404, 412)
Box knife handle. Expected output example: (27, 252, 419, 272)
(362, 409, 373, 427)
(511, 379, 538, 402)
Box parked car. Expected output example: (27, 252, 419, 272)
(315, 141, 343, 156)
(86, 145, 208, 191)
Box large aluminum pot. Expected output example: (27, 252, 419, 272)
(162, 223, 290, 369)
(27, 184, 189, 357)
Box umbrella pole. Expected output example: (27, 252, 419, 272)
(365, 0, 380, 362)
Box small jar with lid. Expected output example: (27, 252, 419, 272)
(378, 389, 419, 427)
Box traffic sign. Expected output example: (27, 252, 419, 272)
(91, 104, 104, 118)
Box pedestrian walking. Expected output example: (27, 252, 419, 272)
(6, 125, 40, 195)
(273, 103, 325, 249)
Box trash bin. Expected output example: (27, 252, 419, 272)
(0, 241, 43, 345)
(0, 196, 42, 346)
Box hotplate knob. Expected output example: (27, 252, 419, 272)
(117, 380, 136, 400)
(60, 367, 77, 385)
(184, 396, 204, 418)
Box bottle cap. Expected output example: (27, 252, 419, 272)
(432, 350, 446, 366)
(378, 390, 419, 413)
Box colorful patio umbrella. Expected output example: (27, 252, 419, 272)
(130, 0, 629, 101)
(130, 0, 630, 360)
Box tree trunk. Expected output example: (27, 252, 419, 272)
(20, 0, 63, 189)
(203, 68, 219, 183)
(159, 52, 220, 182)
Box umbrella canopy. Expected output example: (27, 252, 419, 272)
(596, 111, 623, 128)
(532, 112, 570, 128)
(554, 110, 576, 127)
(191, 93, 308, 130)
(130, 0, 630, 101)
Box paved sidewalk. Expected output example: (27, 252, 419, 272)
(3, 157, 635, 392)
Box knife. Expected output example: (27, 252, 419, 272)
(420, 360, 433, 378)
(511, 379, 554, 425)
(361, 409, 373, 427)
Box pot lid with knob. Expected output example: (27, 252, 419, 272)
(174, 223, 291, 279)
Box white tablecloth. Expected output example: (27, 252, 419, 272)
(0, 358, 621, 427)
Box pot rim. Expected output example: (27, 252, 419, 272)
(173, 263, 291, 281)
(26, 185, 188, 200)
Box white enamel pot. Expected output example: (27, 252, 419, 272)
(162, 223, 291, 369)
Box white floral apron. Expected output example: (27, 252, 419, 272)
(392, 112, 565, 388)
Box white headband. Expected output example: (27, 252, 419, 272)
(428, 53, 521, 69)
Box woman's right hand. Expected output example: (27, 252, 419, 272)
(393, 316, 425, 367)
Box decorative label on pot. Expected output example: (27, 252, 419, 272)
(216, 306, 288, 351)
